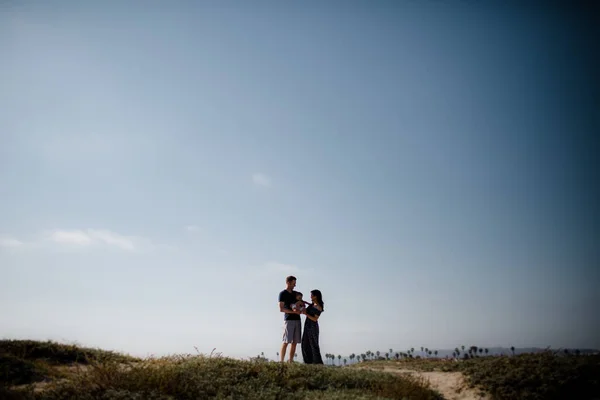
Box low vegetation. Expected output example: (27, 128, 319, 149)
(1, 340, 440, 400)
(4, 340, 599, 399)
(356, 351, 600, 400)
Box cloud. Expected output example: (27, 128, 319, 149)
(252, 173, 271, 187)
(264, 262, 302, 275)
(0, 236, 24, 248)
(50, 230, 93, 246)
(46, 229, 136, 251)
(185, 225, 201, 233)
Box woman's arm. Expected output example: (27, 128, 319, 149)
(302, 310, 319, 322)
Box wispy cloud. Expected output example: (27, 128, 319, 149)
(252, 173, 271, 187)
(0, 236, 24, 248)
(46, 229, 136, 251)
(264, 262, 302, 275)
(185, 225, 201, 233)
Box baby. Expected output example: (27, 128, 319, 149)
(290, 291, 309, 313)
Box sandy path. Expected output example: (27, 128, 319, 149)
(366, 366, 489, 400)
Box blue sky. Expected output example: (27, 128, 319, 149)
(1, 1, 598, 359)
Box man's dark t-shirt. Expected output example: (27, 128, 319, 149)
(279, 289, 300, 321)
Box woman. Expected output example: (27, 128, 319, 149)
(301, 289, 324, 364)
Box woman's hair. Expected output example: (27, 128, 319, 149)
(311, 290, 324, 310)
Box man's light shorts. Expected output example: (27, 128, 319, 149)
(282, 320, 301, 343)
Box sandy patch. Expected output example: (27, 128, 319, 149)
(367, 366, 489, 400)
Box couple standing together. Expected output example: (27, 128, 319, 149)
(278, 275, 324, 364)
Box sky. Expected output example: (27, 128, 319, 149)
(1, 1, 599, 360)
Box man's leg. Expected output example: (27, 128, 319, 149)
(281, 321, 292, 362)
(288, 320, 301, 363)
(280, 342, 288, 363)
(288, 343, 297, 363)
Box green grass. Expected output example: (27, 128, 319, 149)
(0, 340, 138, 366)
(356, 352, 600, 400)
(1, 340, 441, 400)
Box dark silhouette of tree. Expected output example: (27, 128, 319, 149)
(461, 345, 465, 352)
(338, 354, 341, 365)
(385, 352, 389, 360)
(434, 350, 438, 357)
(376, 350, 380, 359)
(484, 348, 489, 356)
(510, 346, 515, 356)
(344, 358, 347, 366)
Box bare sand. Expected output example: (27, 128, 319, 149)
(364, 366, 490, 400)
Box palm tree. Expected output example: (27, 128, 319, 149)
(485, 348, 489, 356)
(428, 350, 432, 357)
(411, 347, 415, 354)
(510, 346, 515, 356)
(344, 358, 347, 366)
(338, 355, 341, 365)
(421, 346, 424, 355)
(376, 350, 380, 359)
(394, 352, 399, 360)
(461, 345, 465, 352)
(424, 348, 429, 358)
(434, 350, 438, 358)
(479, 348, 483, 355)
(452, 351, 456, 358)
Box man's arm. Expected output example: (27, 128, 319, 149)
(279, 301, 299, 314)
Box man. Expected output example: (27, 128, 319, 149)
(278, 275, 302, 362)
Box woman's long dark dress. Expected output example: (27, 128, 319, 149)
(301, 304, 323, 364)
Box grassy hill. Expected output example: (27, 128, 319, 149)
(1, 340, 440, 400)
(3, 340, 599, 399)
(354, 353, 600, 400)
